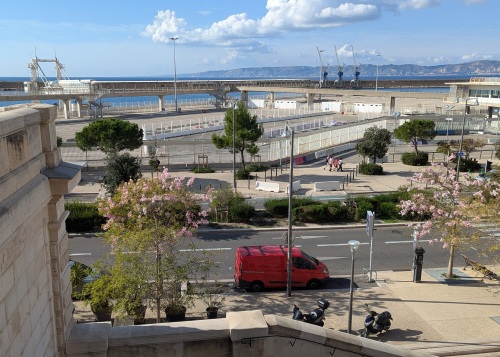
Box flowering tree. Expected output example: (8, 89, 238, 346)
(399, 160, 500, 278)
(98, 168, 212, 322)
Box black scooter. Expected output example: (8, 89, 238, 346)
(360, 303, 392, 338)
(292, 299, 330, 327)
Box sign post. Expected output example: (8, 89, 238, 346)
(366, 211, 375, 282)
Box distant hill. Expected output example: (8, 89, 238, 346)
(185, 60, 500, 79)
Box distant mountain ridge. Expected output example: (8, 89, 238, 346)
(185, 60, 500, 79)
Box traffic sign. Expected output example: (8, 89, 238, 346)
(458, 152, 464, 157)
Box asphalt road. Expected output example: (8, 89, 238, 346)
(68, 225, 481, 287)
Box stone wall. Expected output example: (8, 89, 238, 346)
(65, 310, 427, 357)
(0, 104, 81, 356)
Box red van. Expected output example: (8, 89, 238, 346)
(234, 245, 330, 292)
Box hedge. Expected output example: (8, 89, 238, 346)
(65, 201, 105, 232)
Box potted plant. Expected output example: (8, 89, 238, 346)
(69, 260, 91, 299)
(201, 282, 226, 319)
(163, 263, 195, 322)
(105, 254, 149, 325)
(82, 274, 114, 322)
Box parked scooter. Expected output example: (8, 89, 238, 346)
(360, 303, 392, 338)
(292, 299, 330, 327)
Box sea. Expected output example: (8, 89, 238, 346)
(0, 75, 463, 108)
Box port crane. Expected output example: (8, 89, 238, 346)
(27, 48, 69, 91)
(316, 47, 329, 88)
(334, 45, 344, 88)
(350, 45, 361, 88)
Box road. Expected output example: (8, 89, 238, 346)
(69, 225, 476, 283)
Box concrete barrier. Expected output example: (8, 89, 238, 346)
(314, 181, 342, 191)
(315, 150, 327, 159)
(255, 181, 280, 193)
(285, 180, 301, 194)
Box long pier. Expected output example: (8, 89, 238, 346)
(0, 78, 455, 119)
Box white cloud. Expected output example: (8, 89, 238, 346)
(461, 52, 481, 61)
(143, 1, 441, 50)
(221, 50, 240, 64)
(398, 0, 439, 10)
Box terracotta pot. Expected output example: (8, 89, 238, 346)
(165, 305, 187, 322)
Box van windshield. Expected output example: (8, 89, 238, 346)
(300, 250, 319, 265)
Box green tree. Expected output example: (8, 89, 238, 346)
(393, 119, 436, 154)
(98, 169, 212, 323)
(495, 141, 500, 160)
(447, 138, 485, 159)
(355, 126, 392, 163)
(211, 101, 264, 170)
(103, 153, 142, 194)
(75, 118, 143, 155)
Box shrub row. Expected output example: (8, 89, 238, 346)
(359, 162, 383, 175)
(263, 190, 415, 223)
(65, 201, 105, 232)
(401, 152, 429, 166)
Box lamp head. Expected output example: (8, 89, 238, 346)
(348, 240, 360, 253)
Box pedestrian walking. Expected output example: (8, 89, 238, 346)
(333, 158, 338, 171)
(337, 157, 343, 172)
(327, 155, 334, 171)
(323, 155, 330, 170)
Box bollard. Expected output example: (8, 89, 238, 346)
(264, 170, 267, 182)
(248, 176, 251, 190)
(413, 247, 426, 283)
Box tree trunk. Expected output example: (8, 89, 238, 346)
(240, 150, 246, 170)
(156, 249, 161, 323)
(446, 244, 455, 278)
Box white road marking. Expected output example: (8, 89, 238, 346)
(69, 253, 92, 256)
(385, 240, 431, 244)
(317, 242, 369, 247)
(179, 248, 232, 252)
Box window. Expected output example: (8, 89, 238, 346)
(292, 257, 312, 270)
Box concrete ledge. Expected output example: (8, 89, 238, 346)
(314, 181, 341, 191)
(108, 318, 230, 347)
(255, 181, 280, 193)
(66, 322, 112, 356)
(266, 315, 430, 357)
(227, 310, 268, 341)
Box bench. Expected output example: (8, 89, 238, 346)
(313, 181, 342, 191)
(285, 180, 301, 194)
(255, 181, 280, 193)
(461, 254, 496, 280)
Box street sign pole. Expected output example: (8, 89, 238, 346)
(366, 211, 375, 282)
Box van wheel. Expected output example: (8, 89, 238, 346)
(307, 279, 321, 290)
(248, 281, 264, 292)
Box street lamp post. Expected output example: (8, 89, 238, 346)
(348, 240, 360, 334)
(445, 117, 453, 142)
(285, 123, 295, 297)
(375, 54, 381, 91)
(169, 37, 178, 113)
(456, 98, 479, 180)
(232, 102, 237, 192)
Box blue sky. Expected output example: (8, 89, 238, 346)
(1, 0, 496, 77)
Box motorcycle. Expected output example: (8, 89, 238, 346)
(292, 298, 330, 327)
(360, 303, 392, 338)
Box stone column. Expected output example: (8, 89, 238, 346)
(37, 105, 81, 355)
